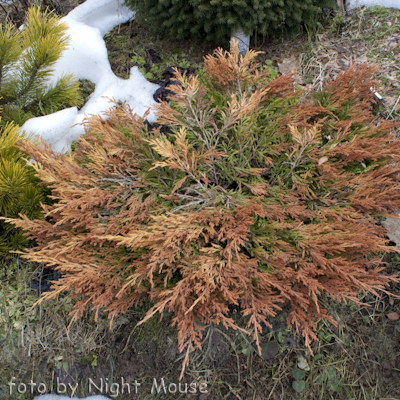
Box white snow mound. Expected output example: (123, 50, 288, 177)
(347, 0, 400, 10)
(49, 18, 112, 85)
(66, 0, 135, 36)
(21, 107, 78, 153)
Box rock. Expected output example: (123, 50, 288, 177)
(382, 212, 400, 247)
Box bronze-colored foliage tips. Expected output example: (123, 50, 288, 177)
(4, 40, 400, 378)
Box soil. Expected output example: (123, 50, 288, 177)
(103, 18, 309, 84)
(16, 287, 399, 400)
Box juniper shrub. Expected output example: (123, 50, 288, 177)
(5, 41, 400, 376)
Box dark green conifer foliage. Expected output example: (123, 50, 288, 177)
(125, 0, 337, 43)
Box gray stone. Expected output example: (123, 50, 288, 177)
(382, 213, 400, 248)
(231, 28, 250, 56)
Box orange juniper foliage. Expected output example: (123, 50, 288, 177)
(4, 40, 400, 378)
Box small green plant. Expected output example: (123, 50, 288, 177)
(262, 329, 291, 355)
(90, 354, 98, 367)
(130, 54, 146, 67)
(0, 260, 40, 341)
(54, 355, 69, 372)
(258, 60, 278, 80)
(130, 51, 200, 82)
(292, 367, 307, 393)
(315, 365, 343, 393)
(239, 340, 253, 356)
(330, 11, 345, 35)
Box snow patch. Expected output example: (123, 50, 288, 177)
(49, 18, 112, 85)
(66, 0, 135, 36)
(22, 107, 78, 153)
(347, 0, 400, 10)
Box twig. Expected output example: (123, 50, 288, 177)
(119, 325, 138, 354)
(225, 382, 242, 400)
(386, 94, 400, 120)
(214, 327, 241, 385)
(170, 198, 207, 213)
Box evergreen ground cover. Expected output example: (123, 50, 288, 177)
(1, 5, 400, 400)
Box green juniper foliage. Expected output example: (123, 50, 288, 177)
(0, 7, 82, 127)
(125, 0, 337, 43)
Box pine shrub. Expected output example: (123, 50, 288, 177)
(0, 6, 80, 259)
(5, 42, 400, 375)
(0, 6, 82, 127)
(0, 121, 48, 259)
(125, 0, 337, 43)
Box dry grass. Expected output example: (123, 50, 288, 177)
(300, 6, 400, 124)
(0, 258, 127, 400)
(176, 282, 400, 400)
(0, 0, 79, 26)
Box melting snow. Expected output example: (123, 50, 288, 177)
(347, 0, 400, 10)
